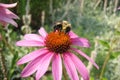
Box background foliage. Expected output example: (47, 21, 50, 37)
(0, 0, 120, 80)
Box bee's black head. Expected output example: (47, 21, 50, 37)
(53, 22, 62, 32)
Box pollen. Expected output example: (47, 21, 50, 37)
(45, 31, 71, 53)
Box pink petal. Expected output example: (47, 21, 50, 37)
(0, 3, 17, 8)
(21, 55, 44, 77)
(38, 27, 47, 38)
(68, 52, 89, 80)
(4, 9, 19, 19)
(24, 34, 44, 43)
(21, 53, 49, 77)
(17, 48, 48, 65)
(16, 40, 44, 46)
(0, 3, 19, 27)
(21, 62, 38, 77)
(71, 48, 99, 69)
(35, 52, 54, 80)
(63, 53, 79, 80)
(0, 8, 19, 19)
(69, 31, 78, 38)
(0, 13, 18, 27)
(71, 37, 90, 47)
(52, 54, 62, 80)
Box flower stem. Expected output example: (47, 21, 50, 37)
(62, 63, 69, 80)
(0, 27, 14, 55)
(0, 26, 14, 80)
(61, 54, 69, 80)
(0, 49, 8, 80)
(99, 49, 112, 80)
(2, 35, 14, 53)
(63, 66, 68, 80)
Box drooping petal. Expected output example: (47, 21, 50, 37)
(69, 31, 90, 47)
(52, 54, 62, 80)
(35, 52, 54, 80)
(71, 37, 90, 47)
(21, 54, 48, 77)
(0, 3, 17, 8)
(4, 9, 19, 19)
(24, 34, 44, 43)
(63, 53, 79, 80)
(71, 48, 99, 69)
(16, 40, 44, 46)
(0, 14, 18, 27)
(0, 8, 19, 19)
(17, 48, 48, 65)
(38, 27, 47, 38)
(68, 52, 89, 80)
(69, 31, 78, 38)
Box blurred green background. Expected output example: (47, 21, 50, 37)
(0, 0, 120, 80)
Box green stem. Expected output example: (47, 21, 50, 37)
(2, 35, 14, 53)
(63, 64, 69, 80)
(0, 27, 14, 55)
(99, 49, 112, 80)
(61, 54, 69, 80)
(0, 26, 15, 80)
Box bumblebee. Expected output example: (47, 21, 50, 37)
(53, 20, 71, 33)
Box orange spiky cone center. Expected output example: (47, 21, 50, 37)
(45, 31, 71, 53)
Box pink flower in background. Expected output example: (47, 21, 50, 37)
(16, 27, 99, 80)
(118, 7, 120, 10)
(0, 3, 19, 27)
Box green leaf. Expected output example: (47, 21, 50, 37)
(98, 40, 110, 48)
(11, 52, 18, 69)
(110, 51, 120, 59)
(115, 30, 120, 35)
(101, 78, 108, 80)
(90, 77, 94, 80)
(9, 52, 19, 78)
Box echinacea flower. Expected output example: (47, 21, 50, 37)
(0, 3, 19, 27)
(16, 26, 99, 80)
